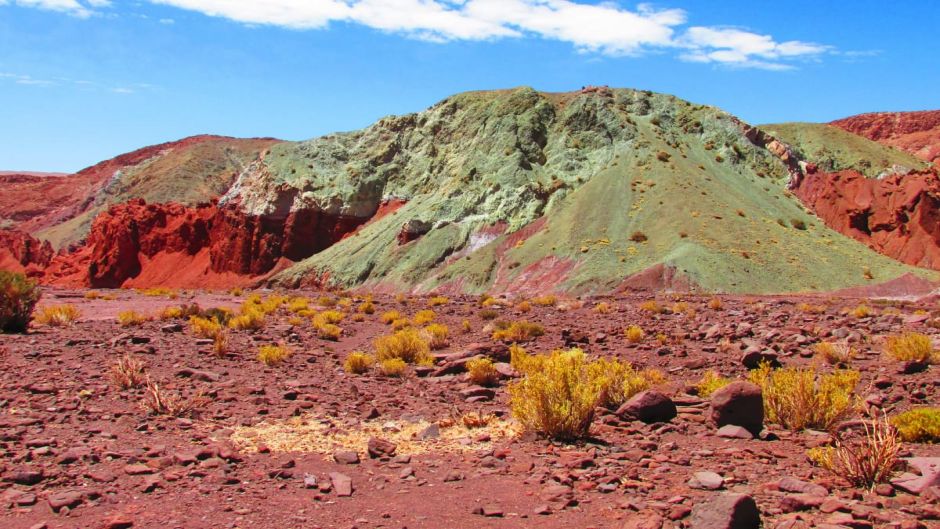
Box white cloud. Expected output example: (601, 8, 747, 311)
(2, 0, 833, 69)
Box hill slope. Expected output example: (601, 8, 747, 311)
(831, 110, 940, 163)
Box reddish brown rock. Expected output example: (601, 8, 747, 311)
(832, 110, 940, 163)
(0, 229, 53, 276)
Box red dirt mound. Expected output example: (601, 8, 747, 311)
(831, 110, 940, 163)
(0, 229, 53, 276)
(39, 198, 378, 289)
(794, 166, 940, 270)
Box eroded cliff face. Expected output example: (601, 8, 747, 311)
(831, 110, 940, 164)
(39, 198, 376, 288)
(0, 229, 54, 276)
(793, 166, 940, 270)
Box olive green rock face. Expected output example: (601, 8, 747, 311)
(220, 87, 933, 294)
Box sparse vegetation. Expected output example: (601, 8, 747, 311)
(696, 370, 732, 398)
(492, 320, 545, 343)
(412, 309, 436, 325)
(624, 325, 645, 343)
(344, 352, 375, 375)
(593, 302, 611, 314)
(422, 323, 449, 350)
(531, 295, 557, 307)
(591, 356, 664, 409)
(357, 300, 375, 314)
(639, 300, 663, 314)
(141, 382, 209, 417)
(849, 304, 872, 318)
(707, 297, 723, 310)
(379, 358, 407, 377)
(34, 304, 80, 327)
(110, 354, 147, 390)
(190, 315, 223, 338)
(117, 310, 149, 327)
(427, 296, 449, 307)
(317, 323, 343, 341)
(515, 300, 531, 313)
(138, 287, 179, 299)
(884, 332, 937, 363)
(749, 362, 859, 430)
(380, 310, 402, 324)
(891, 408, 940, 443)
(815, 341, 855, 366)
(0, 271, 41, 333)
(374, 328, 434, 365)
(808, 416, 900, 487)
(258, 344, 291, 366)
(466, 357, 499, 386)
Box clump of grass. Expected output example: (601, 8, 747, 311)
(531, 295, 557, 307)
(479, 309, 499, 320)
(891, 408, 940, 443)
(638, 300, 663, 314)
(593, 302, 612, 314)
(459, 411, 496, 429)
(422, 323, 449, 350)
(344, 352, 375, 375)
(315, 310, 345, 325)
(492, 320, 545, 343)
(110, 354, 147, 390)
(138, 287, 178, 299)
(317, 323, 342, 341)
(84, 290, 101, 300)
(317, 296, 336, 307)
(374, 328, 433, 365)
(427, 296, 449, 307)
(884, 332, 937, 363)
(480, 296, 499, 307)
(696, 370, 732, 398)
(141, 382, 209, 417)
(815, 341, 856, 366)
(590, 357, 664, 409)
(516, 300, 532, 313)
(287, 297, 310, 313)
(391, 318, 411, 330)
(380, 310, 402, 324)
(808, 416, 900, 487)
(798, 302, 826, 314)
(117, 310, 149, 327)
(190, 316, 223, 338)
(0, 271, 41, 333)
(466, 357, 499, 386)
(159, 306, 183, 320)
(461, 319, 472, 333)
(707, 297, 723, 310)
(412, 309, 436, 325)
(258, 344, 291, 366)
(34, 304, 80, 327)
(357, 300, 375, 314)
(228, 307, 266, 331)
(849, 304, 872, 318)
(379, 358, 407, 377)
(624, 325, 645, 343)
(749, 362, 859, 430)
(211, 330, 228, 358)
(228, 286, 244, 296)
(671, 301, 689, 314)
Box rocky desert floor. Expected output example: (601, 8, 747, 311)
(0, 288, 938, 529)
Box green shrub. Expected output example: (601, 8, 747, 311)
(0, 271, 41, 333)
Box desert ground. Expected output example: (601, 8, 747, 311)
(1, 288, 937, 529)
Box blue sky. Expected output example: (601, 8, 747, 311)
(1, 1, 937, 172)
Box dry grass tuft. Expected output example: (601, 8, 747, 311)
(117, 310, 149, 327)
(379, 358, 407, 377)
(0, 271, 41, 333)
(34, 304, 80, 327)
(357, 300, 375, 314)
(190, 315, 223, 339)
(422, 323, 449, 350)
(849, 304, 872, 318)
(466, 357, 499, 386)
(749, 362, 859, 431)
(412, 309, 436, 325)
(696, 370, 732, 398)
(374, 328, 433, 365)
(492, 320, 544, 343)
(639, 300, 664, 314)
(141, 382, 209, 417)
(344, 352, 375, 375)
(427, 296, 449, 307)
(815, 341, 856, 366)
(624, 325, 645, 343)
(110, 355, 147, 390)
(707, 297, 723, 310)
(531, 295, 557, 307)
(884, 332, 937, 363)
(258, 344, 292, 366)
(380, 310, 402, 324)
(138, 287, 178, 299)
(808, 416, 900, 487)
(593, 302, 612, 314)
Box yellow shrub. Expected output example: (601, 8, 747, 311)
(639, 300, 664, 314)
(380, 310, 401, 324)
(479, 309, 499, 320)
(815, 341, 855, 366)
(508, 348, 602, 440)
(391, 318, 411, 331)
(287, 297, 310, 313)
(593, 302, 611, 314)
(849, 304, 872, 318)
(624, 325, 645, 343)
(34, 304, 80, 326)
(461, 319, 472, 333)
(374, 328, 433, 365)
(117, 310, 148, 327)
(412, 309, 436, 325)
(466, 357, 499, 386)
(395, 293, 408, 305)
(480, 296, 499, 307)
(749, 363, 859, 430)
(427, 296, 449, 307)
(344, 352, 375, 375)
(696, 370, 732, 398)
(228, 309, 265, 331)
(317, 323, 342, 341)
(707, 297, 723, 310)
(110, 354, 147, 390)
(337, 297, 353, 309)
(422, 323, 449, 350)
(531, 294, 557, 307)
(84, 290, 101, 300)
(211, 330, 228, 358)
(798, 302, 826, 314)
(318, 296, 336, 307)
(357, 300, 375, 314)
(287, 316, 304, 326)
(313, 310, 345, 328)
(258, 344, 291, 366)
(190, 315, 222, 338)
(228, 287, 244, 296)
(884, 332, 937, 363)
(159, 306, 183, 320)
(492, 320, 545, 343)
(672, 301, 689, 314)
(138, 287, 178, 299)
(516, 300, 532, 313)
(590, 357, 661, 408)
(379, 358, 407, 377)
(351, 313, 365, 322)
(891, 408, 940, 443)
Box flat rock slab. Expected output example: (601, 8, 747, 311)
(892, 457, 940, 495)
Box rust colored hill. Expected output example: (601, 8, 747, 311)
(793, 166, 940, 270)
(831, 110, 940, 163)
(1, 135, 280, 247)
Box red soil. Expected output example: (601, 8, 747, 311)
(831, 110, 940, 164)
(793, 167, 940, 270)
(34, 198, 373, 289)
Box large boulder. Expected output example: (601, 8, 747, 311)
(690, 493, 761, 529)
(710, 382, 764, 435)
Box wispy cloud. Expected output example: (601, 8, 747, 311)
(2, 0, 834, 70)
(0, 0, 109, 18)
(0, 71, 158, 93)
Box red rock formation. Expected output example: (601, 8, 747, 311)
(39, 198, 375, 288)
(0, 229, 54, 276)
(794, 168, 940, 270)
(831, 110, 940, 163)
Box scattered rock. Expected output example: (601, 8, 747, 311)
(367, 437, 397, 459)
(689, 471, 724, 490)
(710, 382, 764, 435)
(329, 472, 353, 497)
(690, 493, 760, 529)
(333, 450, 360, 465)
(892, 457, 940, 495)
(617, 390, 677, 424)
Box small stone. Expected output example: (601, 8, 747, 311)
(892, 457, 940, 495)
(689, 471, 724, 490)
(616, 390, 677, 424)
(47, 490, 84, 512)
(778, 477, 829, 497)
(333, 450, 360, 465)
(419, 423, 441, 440)
(329, 472, 353, 497)
(716, 424, 754, 439)
(367, 437, 397, 459)
(9, 468, 44, 485)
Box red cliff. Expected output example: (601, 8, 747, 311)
(831, 110, 940, 164)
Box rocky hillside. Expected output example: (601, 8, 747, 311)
(4, 87, 939, 294)
(831, 110, 940, 164)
